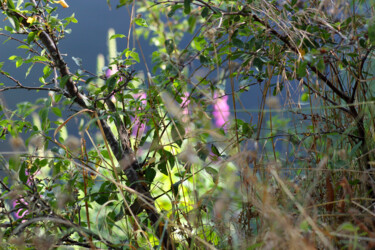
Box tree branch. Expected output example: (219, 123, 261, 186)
(0, 71, 61, 93)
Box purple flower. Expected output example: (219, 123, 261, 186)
(213, 92, 230, 130)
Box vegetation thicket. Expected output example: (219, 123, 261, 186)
(0, 0, 375, 249)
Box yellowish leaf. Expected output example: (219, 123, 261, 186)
(56, 0, 69, 8)
(298, 48, 306, 59)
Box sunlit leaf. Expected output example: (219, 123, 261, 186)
(109, 34, 126, 40)
(134, 18, 148, 27)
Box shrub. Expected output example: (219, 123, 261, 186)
(0, 0, 374, 249)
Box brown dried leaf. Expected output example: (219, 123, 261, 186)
(325, 175, 335, 212)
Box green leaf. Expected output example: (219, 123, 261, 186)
(168, 5, 183, 17)
(107, 75, 117, 92)
(232, 38, 244, 48)
(248, 243, 264, 250)
(19, 161, 28, 184)
(192, 36, 206, 51)
(158, 149, 175, 175)
(38, 159, 49, 167)
(27, 32, 36, 44)
(9, 156, 21, 171)
(349, 142, 362, 158)
(195, 143, 208, 161)
(15, 58, 23, 68)
(368, 17, 375, 45)
(64, 14, 78, 25)
(145, 165, 156, 183)
(7, 0, 16, 10)
(167, 151, 175, 170)
(9, 55, 18, 61)
(211, 144, 221, 156)
(201, 7, 209, 18)
(54, 94, 62, 103)
(211, 7, 222, 15)
(158, 161, 168, 175)
(301, 92, 309, 102)
(60, 75, 70, 88)
(125, 50, 140, 63)
(165, 39, 174, 55)
(51, 107, 62, 117)
(188, 16, 196, 33)
(17, 45, 30, 50)
(95, 193, 109, 205)
(171, 180, 182, 196)
(316, 59, 325, 73)
(39, 107, 49, 123)
(32, 56, 50, 62)
(253, 57, 263, 72)
(116, 0, 132, 8)
(9, 16, 20, 32)
(4, 26, 13, 32)
(25, 63, 34, 77)
(43, 65, 51, 77)
(184, 0, 191, 14)
(114, 206, 125, 221)
(338, 222, 358, 232)
(297, 61, 307, 78)
(171, 122, 186, 147)
(359, 37, 366, 48)
(109, 34, 126, 40)
(140, 127, 154, 147)
(242, 123, 254, 138)
(16, 0, 23, 9)
(134, 18, 148, 27)
(199, 55, 210, 65)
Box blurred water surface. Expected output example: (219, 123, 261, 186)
(0, 1, 275, 154)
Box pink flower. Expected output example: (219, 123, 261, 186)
(105, 67, 118, 78)
(213, 92, 230, 130)
(12, 170, 40, 220)
(13, 199, 28, 219)
(132, 93, 147, 137)
(181, 92, 190, 124)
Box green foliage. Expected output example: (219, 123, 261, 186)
(0, 0, 375, 249)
